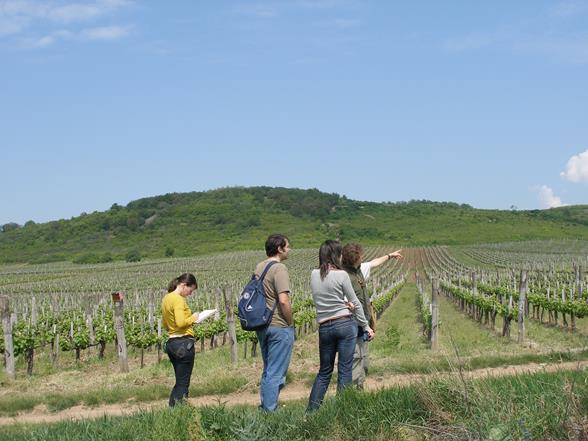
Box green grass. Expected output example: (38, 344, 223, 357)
(198, 369, 588, 441)
(524, 315, 588, 349)
(436, 284, 588, 354)
(0, 385, 172, 416)
(3, 370, 586, 440)
(368, 282, 516, 375)
(0, 346, 250, 417)
(0, 403, 197, 441)
(368, 283, 588, 376)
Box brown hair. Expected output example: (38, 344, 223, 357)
(167, 273, 197, 293)
(342, 243, 364, 271)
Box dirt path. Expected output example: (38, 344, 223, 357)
(1, 359, 586, 427)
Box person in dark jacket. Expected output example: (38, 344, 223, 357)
(342, 244, 402, 388)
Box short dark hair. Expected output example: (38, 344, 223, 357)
(265, 233, 289, 257)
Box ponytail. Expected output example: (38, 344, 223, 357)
(167, 273, 197, 293)
(167, 277, 180, 293)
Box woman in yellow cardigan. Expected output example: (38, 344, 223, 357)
(161, 273, 200, 407)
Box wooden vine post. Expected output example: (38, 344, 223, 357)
(503, 295, 513, 338)
(112, 292, 129, 373)
(85, 305, 95, 350)
(572, 264, 582, 330)
(471, 271, 477, 317)
(148, 293, 155, 330)
(517, 270, 528, 344)
(431, 278, 440, 351)
(157, 319, 163, 363)
(1, 296, 15, 379)
(212, 288, 221, 349)
(471, 271, 477, 295)
(222, 286, 238, 365)
(31, 296, 37, 327)
(578, 265, 583, 301)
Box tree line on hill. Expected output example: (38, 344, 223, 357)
(0, 186, 586, 264)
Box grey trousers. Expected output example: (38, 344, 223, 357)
(351, 337, 369, 387)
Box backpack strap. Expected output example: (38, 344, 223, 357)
(258, 260, 278, 281)
(259, 260, 279, 314)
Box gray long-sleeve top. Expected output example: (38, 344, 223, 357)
(310, 269, 369, 330)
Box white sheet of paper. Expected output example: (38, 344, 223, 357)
(196, 309, 217, 324)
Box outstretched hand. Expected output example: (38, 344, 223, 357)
(389, 249, 403, 260)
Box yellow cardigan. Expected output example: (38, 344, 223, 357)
(161, 292, 196, 337)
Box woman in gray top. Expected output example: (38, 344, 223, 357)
(307, 240, 374, 411)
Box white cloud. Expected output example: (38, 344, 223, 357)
(442, 4, 588, 64)
(0, 0, 132, 45)
(297, 0, 358, 8)
(0, 0, 50, 18)
(24, 25, 124, 48)
(81, 24, 129, 40)
(0, 0, 45, 35)
(233, 0, 359, 18)
(233, 4, 277, 18)
(443, 28, 588, 64)
(515, 32, 588, 64)
(22, 28, 71, 48)
(46, 1, 130, 23)
(443, 32, 503, 52)
(0, 17, 26, 35)
(550, 0, 588, 18)
(534, 185, 566, 208)
(1, 0, 130, 24)
(326, 18, 360, 29)
(560, 149, 588, 183)
(31, 33, 53, 47)
(48, 3, 103, 23)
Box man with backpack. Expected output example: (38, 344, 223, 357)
(253, 233, 293, 411)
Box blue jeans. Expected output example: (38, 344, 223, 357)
(256, 325, 295, 411)
(307, 317, 358, 411)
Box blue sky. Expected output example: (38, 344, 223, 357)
(1, 0, 587, 226)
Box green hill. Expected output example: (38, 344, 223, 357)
(1, 186, 587, 264)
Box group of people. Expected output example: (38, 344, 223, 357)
(160, 233, 402, 411)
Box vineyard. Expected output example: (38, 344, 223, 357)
(0, 247, 406, 378)
(1, 241, 587, 375)
(1, 241, 588, 439)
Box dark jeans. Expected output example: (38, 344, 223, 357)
(307, 317, 358, 411)
(166, 336, 195, 407)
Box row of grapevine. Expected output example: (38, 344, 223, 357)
(1, 247, 407, 377)
(417, 245, 588, 340)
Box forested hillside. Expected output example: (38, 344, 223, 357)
(1, 186, 587, 264)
